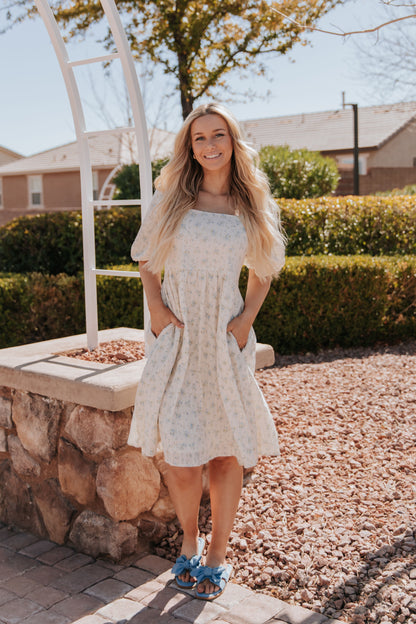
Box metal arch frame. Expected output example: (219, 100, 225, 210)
(33, 0, 152, 350)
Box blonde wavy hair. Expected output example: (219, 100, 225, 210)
(143, 102, 285, 281)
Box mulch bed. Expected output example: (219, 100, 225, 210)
(64, 339, 416, 624)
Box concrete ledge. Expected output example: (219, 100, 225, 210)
(0, 328, 275, 412)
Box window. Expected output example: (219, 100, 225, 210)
(28, 175, 43, 207)
(92, 170, 99, 201)
(0, 178, 3, 209)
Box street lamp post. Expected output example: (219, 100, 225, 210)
(342, 93, 360, 195)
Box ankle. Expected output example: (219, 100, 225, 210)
(181, 532, 200, 557)
(205, 546, 226, 568)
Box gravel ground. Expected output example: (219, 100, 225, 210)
(65, 339, 416, 623)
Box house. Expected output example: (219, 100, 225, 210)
(241, 101, 416, 195)
(0, 128, 175, 226)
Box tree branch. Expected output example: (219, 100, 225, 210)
(273, 8, 416, 37)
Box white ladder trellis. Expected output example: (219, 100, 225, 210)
(33, 0, 152, 351)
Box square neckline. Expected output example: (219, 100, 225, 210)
(190, 208, 239, 218)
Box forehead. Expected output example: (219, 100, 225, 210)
(191, 113, 229, 136)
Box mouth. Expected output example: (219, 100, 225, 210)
(204, 153, 222, 160)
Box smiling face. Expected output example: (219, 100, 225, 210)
(190, 113, 233, 175)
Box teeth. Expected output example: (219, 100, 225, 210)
(205, 154, 221, 159)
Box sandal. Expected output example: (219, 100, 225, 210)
(194, 563, 233, 600)
(172, 537, 205, 588)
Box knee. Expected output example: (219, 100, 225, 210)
(209, 455, 241, 475)
(167, 465, 202, 488)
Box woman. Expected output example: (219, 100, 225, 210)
(128, 102, 285, 600)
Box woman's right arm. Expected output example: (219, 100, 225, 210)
(139, 261, 184, 337)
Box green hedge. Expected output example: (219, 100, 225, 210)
(279, 196, 416, 256)
(1, 196, 415, 275)
(1, 256, 414, 354)
(0, 207, 140, 276)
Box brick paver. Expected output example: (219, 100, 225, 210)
(0, 523, 345, 624)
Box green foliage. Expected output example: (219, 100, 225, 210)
(252, 256, 416, 354)
(113, 158, 170, 199)
(0, 207, 140, 275)
(1, 196, 415, 278)
(279, 195, 416, 256)
(3, 1, 343, 118)
(259, 145, 340, 199)
(375, 184, 416, 196)
(1, 257, 415, 354)
(0, 272, 84, 348)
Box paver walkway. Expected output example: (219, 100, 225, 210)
(0, 523, 344, 624)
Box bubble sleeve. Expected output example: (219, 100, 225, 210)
(131, 191, 163, 262)
(243, 205, 285, 278)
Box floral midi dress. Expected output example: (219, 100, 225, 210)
(127, 193, 284, 468)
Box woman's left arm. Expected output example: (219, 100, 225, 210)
(227, 269, 271, 349)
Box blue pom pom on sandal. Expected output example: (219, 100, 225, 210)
(171, 536, 205, 588)
(194, 563, 233, 600)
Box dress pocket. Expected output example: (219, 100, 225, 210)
(228, 326, 256, 352)
(151, 323, 173, 340)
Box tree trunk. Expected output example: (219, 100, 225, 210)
(181, 91, 193, 120)
(177, 50, 194, 119)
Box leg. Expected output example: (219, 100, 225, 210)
(166, 464, 203, 584)
(197, 456, 243, 595)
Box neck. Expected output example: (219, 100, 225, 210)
(200, 169, 231, 196)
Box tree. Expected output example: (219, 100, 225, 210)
(354, 2, 416, 102)
(274, 0, 416, 102)
(3, 0, 345, 119)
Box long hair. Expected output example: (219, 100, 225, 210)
(143, 102, 285, 281)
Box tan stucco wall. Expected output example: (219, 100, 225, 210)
(3, 176, 27, 209)
(0, 168, 117, 226)
(369, 122, 416, 168)
(43, 171, 81, 209)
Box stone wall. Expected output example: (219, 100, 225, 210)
(0, 385, 176, 562)
(0, 328, 275, 562)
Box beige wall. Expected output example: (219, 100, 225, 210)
(43, 171, 81, 209)
(3, 176, 27, 210)
(0, 167, 116, 226)
(369, 122, 416, 167)
(336, 167, 416, 195)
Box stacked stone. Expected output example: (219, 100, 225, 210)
(0, 387, 177, 561)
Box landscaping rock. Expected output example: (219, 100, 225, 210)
(58, 438, 96, 506)
(0, 461, 44, 535)
(96, 449, 160, 521)
(0, 395, 12, 428)
(12, 391, 61, 462)
(151, 485, 176, 522)
(32, 478, 75, 544)
(8, 434, 41, 478)
(69, 510, 138, 560)
(64, 405, 131, 456)
(0, 428, 6, 453)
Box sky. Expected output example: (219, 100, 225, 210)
(0, 0, 409, 157)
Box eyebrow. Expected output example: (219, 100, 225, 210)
(192, 127, 227, 136)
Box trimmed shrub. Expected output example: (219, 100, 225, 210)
(259, 145, 340, 198)
(1, 256, 414, 354)
(1, 196, 415, 275)
(0, 207, 140, 276)
(376, 184, 416, 196)
(253, 256, 416, 353)
(279, 195, 416, 256)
